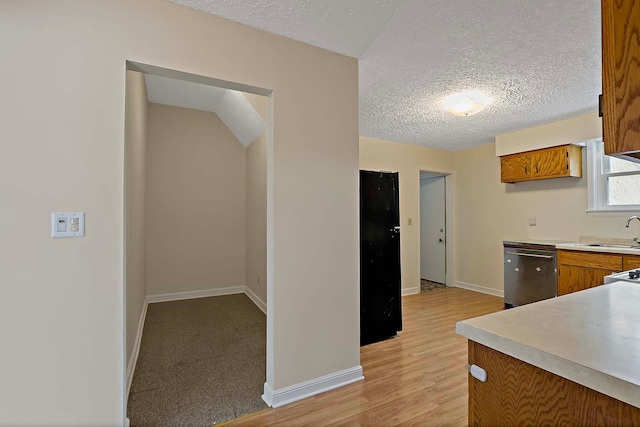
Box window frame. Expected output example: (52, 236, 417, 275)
(586, 138, 640, 214)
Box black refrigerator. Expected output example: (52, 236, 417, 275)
(360, 170, 402, 346)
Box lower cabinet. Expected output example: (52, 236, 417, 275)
(468, 341, 640, 426)
(557, 250, 621, 296)
(558, 251, 640, 296)
(623, 254, 640, 270)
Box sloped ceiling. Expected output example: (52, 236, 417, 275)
(168, 0, 601, 151)
(145, 74, 266, 147)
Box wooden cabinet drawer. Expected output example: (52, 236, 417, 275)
(557, 250, 622, 270)
(623, 255, 640, 270)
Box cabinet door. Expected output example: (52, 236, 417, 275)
(602, 0, 640, 158)
(469, 342, 573, 426)
(501, 154, 530, 183)
(557, 265, 616, 296)
(531, 146, 568, 178)
(623, 255, 640, 270)
(557, 250, 622, 296)
(468, 341, 640, 426)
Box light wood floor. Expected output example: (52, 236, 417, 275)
(224, 287, 503, 426)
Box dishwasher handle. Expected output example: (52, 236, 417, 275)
(505, 251, 554, 259)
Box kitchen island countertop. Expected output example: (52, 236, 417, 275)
(456, 282, 640, 408)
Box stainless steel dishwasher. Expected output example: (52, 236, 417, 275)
(503, 241, 557, 309)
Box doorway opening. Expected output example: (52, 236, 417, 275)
(418, 171, 453, 292)
(124, 62, 273, 426)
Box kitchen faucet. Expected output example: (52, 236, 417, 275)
(625, 216, 640, 244)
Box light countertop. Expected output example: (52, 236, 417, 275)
(456, 282, 640, 408)
(556, 242, 640, 255)
(503, 239, 570, 247)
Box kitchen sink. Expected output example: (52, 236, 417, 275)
(574, 243, 640, 249)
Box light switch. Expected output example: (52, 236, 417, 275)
(56, 217, 67, 232)
(528, 217, 537, 226)
(408, 218, 412, 226)
(52, 212, 85, 238)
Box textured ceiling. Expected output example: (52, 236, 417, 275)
(168, 0, 601, 151)
(145, 74, 266, 147)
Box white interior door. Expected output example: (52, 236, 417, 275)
(420, 176, 446, 284)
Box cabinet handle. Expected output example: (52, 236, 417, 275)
(468, 364, 488, 382)
(525, 165, 528, 175)
(599, 94, 603, 117)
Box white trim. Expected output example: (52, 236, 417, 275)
(416, 170, 456, 288)
(147, 286, 245, 303)
(587, 138, 640, 213)
(126, 296, 149, 398)
(586, 209, 640, 216)
(454, 281, 504, 298)
(262, 365, 364, 408)
(401, 287, 420, 296)
(262, 382, 275, 407)
(444, 174, 454, 287)
(244, 286, 267, 314)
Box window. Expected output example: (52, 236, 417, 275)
(587, 139, 640, 213)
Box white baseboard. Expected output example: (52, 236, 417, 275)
(244, 286, 267, 314)
(454, 281, 504, 298)
(126, 296, 149, 398)
(147, 286, 245, 303)
(262, 365, 364, 408)
(401, 287, 420, 296)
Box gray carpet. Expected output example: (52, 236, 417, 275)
(127, 294, 268, 426)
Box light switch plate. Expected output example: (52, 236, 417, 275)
(51, 212, 85, 238)
(528, 217, 537, 226)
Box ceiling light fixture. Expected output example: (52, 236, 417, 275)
(443, 91, 493, 116)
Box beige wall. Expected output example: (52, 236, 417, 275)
(495, 112, 601, 156)
(125, 71, 148, 372)
(0, 1, 359, 424)
(245, 94, 268, 304)
(146, 103, 246, 295)
(455, 125, 637, 293)
(359, 136, 455, 291)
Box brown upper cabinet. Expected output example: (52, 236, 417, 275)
(500, 144, 582, 183)
(601, 0, 640, 160)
